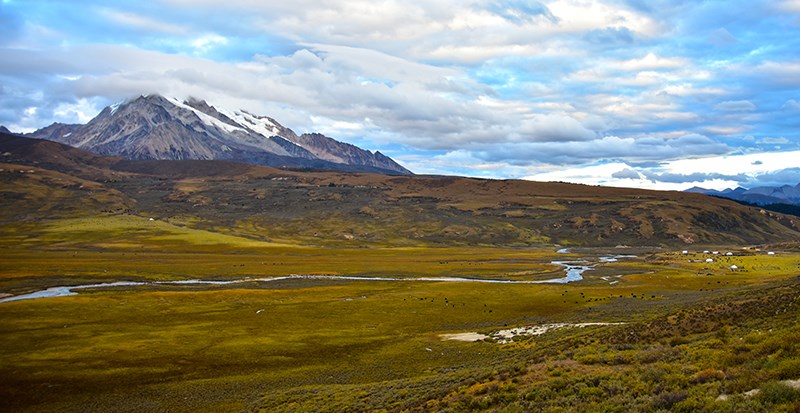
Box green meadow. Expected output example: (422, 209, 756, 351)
(1, 215, 799, 412)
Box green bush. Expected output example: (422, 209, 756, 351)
(652, 391, 688, 410)
(636, 345, 680, 364)
(775, 359, 800, 380)
(672, 396, 704, 413)
(758, 381, 800, 405)
(690, 368, 726, 384)
(577, 386, 605, 400)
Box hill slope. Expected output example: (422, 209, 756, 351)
(2, 132, 799, 247)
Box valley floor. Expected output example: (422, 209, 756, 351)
(1, 222, 799, 412)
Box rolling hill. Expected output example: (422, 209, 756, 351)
(2, 132, 799, 247)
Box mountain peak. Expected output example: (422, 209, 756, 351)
(184, 96, 209, 106)
(28, 94, 412, 175)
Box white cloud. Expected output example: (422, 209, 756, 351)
(775, 0, 800, 12)
(758, 136, 790, 145)
(98, 8, 187, 35)
(398, 150, 535, 178)
(611, 168, 641, 179)
(300, 43, 462, 86)
(621, 71, 668, 86)
(546, 0, 660, 35)
(191, 34, 228, 54)
(660, 84, 725, 96)
(781, 99, 800, 111)
(617, 52, 688, 71)
(524, 162, 695, 190)
(703, 125, 749, 135)
(53, 98, 100, 124)
(471, 133, 729, 166)
(751, 61, 800, 87)
(524, 150, 800, 191)
(714, 100, 756, 111)
(516, 114, 598, 142)
(665, 151, 800, 177)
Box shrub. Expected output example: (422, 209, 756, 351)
(578, 386, 605, 400)
(547, 377, 569, 392)
(575, 353, 600, 365)
(652, 391, 688, 410)
(775, 358, 800, 380)
(758, 381, 800, 405)
(636, 346, 679, 364)
(497, 402, 526, 413)
(663, 372, 690, 390)
(672, 396, 704, 413)
(742, 332, 763, 344)
(524, 387, 554, 402)
(640, 363, 669, 383)
(715, 325, 731, 342)
(670, 336, 691, 346)
(690, 368, 726, 384)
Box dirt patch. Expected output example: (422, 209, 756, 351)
(441, 322, 626, 344)
(440, 332, 489, 342)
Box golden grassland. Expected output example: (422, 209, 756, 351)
(1, 216, 799, 412)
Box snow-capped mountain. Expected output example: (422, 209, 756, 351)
(28, 94, 412, 175)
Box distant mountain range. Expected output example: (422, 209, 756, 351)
(686, 184, 800, 206)
(17, 94, 411, 175)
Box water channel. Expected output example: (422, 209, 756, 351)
(0, 255, 635, 303)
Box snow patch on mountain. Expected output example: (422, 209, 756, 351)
(109, 102, 122, 115)
(165, 96, 246, 134)
(216, 107, 279, 139)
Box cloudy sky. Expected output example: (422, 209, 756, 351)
(2, 0, 799, 190)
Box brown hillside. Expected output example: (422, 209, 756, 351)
(1, 133, 798, 247)
(0, 132, 122, 180)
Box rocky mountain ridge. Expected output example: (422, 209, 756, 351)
(687, 183, 800, 206)
(26, 94, 411, 175)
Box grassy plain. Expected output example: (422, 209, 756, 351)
(1, 215, 799, 412)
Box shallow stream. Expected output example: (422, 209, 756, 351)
(0, 255, 635, 303)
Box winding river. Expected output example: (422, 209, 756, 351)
(0, 256, 633, 303)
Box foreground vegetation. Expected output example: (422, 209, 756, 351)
(1, 218, 799, 412)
